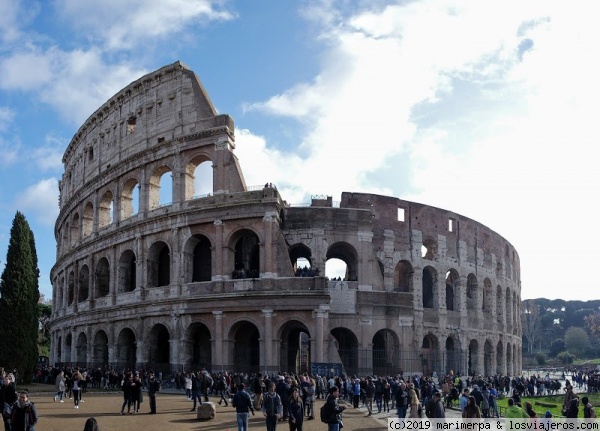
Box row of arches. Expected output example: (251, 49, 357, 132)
(53, 319, 519, 377)
(59, 156, 214, 253)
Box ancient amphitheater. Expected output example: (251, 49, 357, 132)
(49, 61, 522, 377)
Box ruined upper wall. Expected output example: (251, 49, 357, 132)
(59, 61, 234, 207)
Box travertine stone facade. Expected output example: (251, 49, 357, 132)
(50, 61, 522, 376)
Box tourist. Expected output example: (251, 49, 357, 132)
(323, 386, 346, 431)
(232, 383, 255, 431)
(83, 417, 99, 431)
(54, 371, 66, 402)
(288, 388, 304, 431)
(147, 372, 161, 414)
(262, 382, 283, 431)
(11, 391, 38, 431)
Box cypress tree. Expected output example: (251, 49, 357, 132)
(0, 211, 40, 383)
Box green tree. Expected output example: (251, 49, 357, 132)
(521, 300, 542, 353)
(564, 326, 589, 356)
(38, 294, 52, 357)
(0, 212, 40, 383)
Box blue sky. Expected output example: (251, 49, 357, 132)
(0, 0, 598, 302)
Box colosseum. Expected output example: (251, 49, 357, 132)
(49, 61, 522, 378)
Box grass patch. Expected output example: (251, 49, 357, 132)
(497, 393, 600, 418)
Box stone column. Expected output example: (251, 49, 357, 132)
(213, 311, 224, 369)
(262, 212, 276, 278)
(262, 309, 274, 373)
(107, 323, 115, 368)
(314, 307, 329, 363)
(214, 220, 224, 280)
(357, 231, 373, 290)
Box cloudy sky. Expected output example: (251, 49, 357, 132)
(0, 0, 598, 302)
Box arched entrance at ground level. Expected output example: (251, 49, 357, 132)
(76, 333, 87, 366)
(496, 341, 503, 375)
(468, 340, 479, 376)
(230, 321, 260, 373)
(186, 322, 212, 370)
(65, 333, 72, 363)
(484, 340, 494, 377)
(146, 324, 170, 372)
(116, 328, 136, 370)
(330, 328, 358, 376)
(422, 334, 439, 376)
(92, 330, 109, 368)
(445, 337, 461, 375)
(279, 321, 311, 374)
(373, 329, 399, 376)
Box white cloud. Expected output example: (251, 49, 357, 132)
(14, 178, 60, 226)
(31, 135, 67, 171)
(55, 0, 235, 50)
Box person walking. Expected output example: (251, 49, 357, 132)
(261, 382, 283, 431)
(288, 388, 304, 431)
(54, 371, 66, 403)
(232, 383, 255, 431)
(323, 386, 346, 431)
(72, 372, 82, 409)
(11, 391, 38, 431)
(147, 372, 160, 414)
(1, 374, 17, 431)
(120, 373, 134, 415)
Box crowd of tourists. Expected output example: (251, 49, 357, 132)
(13, 364, 600, 431)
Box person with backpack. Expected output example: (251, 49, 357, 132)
(11, 391, 38, 431)
(262, 382, 282, 431)
(322, 386, 346, 431)
(232, 383, 255, 431)
(582, 396, 597, 420)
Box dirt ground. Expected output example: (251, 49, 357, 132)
(25, 386, 387, 431)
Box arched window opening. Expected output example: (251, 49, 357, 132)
(67, 271, 75, 305)
(98, 191, 114, 229)
(192, 235, 212, 282)
(325, 258, 347, 281)
(467, 273, 478, 310)
(421, 238, 437, 260)
(149, 165, 172, 210)
(193, 161, 213, 198)
(483, 278, 492, 311)
(290, 244, 318, 277)
(422, 267, 436, 309)
(148, 241, 170, 287)
(95, 257, 110, 297)
(326, 242, 358, 281)
(78, 265, 89, 302)
(71, 213, 80, 245)
(445, 269, 459, 311)
(232, 230, 260, 279)
(119, 250, 137, 293)
(394, 260, 413, 292)
(121, 178, 140, 220)
(82, 202, 93, 237)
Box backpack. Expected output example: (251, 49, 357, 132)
(320, 401, 332, 423)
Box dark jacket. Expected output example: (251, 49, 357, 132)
(232, 389, 254, 413)
(288, 398, 304, 424)
(11, 401, 38, 431)
(325, 394, 344, 424)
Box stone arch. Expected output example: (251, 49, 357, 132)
(146, 323, 171, 371)
(484, 339, 494, 376)
(422, 266, 438, 309)
(496, 340, 503, 374)
(394, 260, 413, 292)
(289, 243, 313, 273)
(95, 257, 110, 297)
(185, 321, 212, 370)
(483, 278, 493, 312)
(92, 330, 109, 368)
(279, 320, 311, 374)
(445, 269, 460, 311)
(445, 336, 461, 374)
(65, 333, 72, 363)
(116, 328, 137, 370)
(120, 177, 140, 220)
(71, 213, 80, 245)
(183, 234, 212, 282)
(467, 273, 478, 310)
(149, 165, 172, 210)
(76, 332, 87, 366)
(78, 265, 90, 302)
(421, 237, 437, 260)
(506, 342, 512, 376)
(185, 154, 213, 200)
(373, 329, 399, 376)
(230, 229, 260, 279)
(82, 201, 93, 237)
(326, 242, 359, 281)
(468, 339, 479, 376)
(229, 320, 260, 372)
(67, 270, 75, 305)
(330, 327, 359, 376)
(118, 250, 137, 293)
(147, 241, 170, 287)
(98, 190, 114, 229)
(422, 334, 439, 375)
